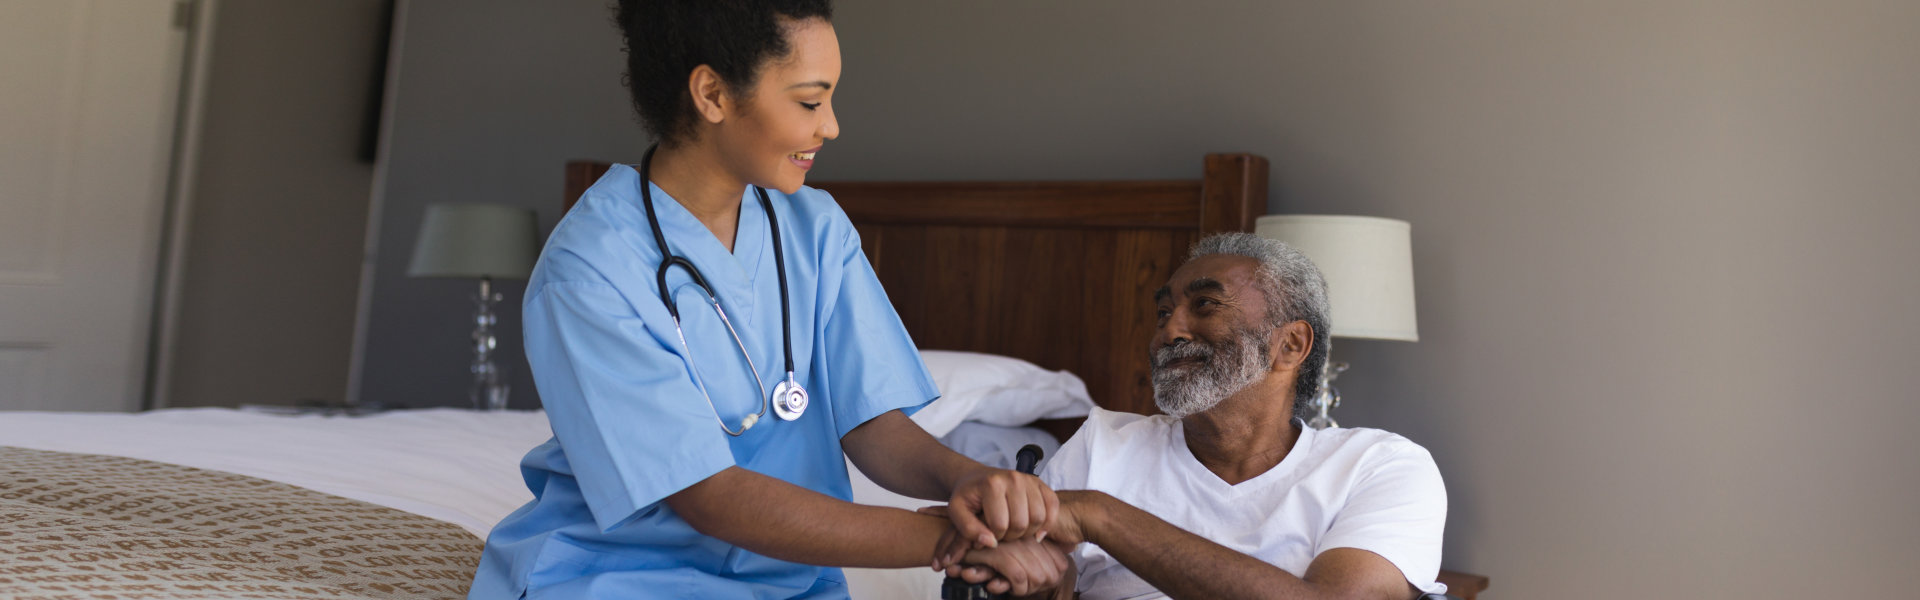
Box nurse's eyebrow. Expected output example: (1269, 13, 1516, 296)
(1153, 286, 1171, 304)
(787, 81, 832, 91)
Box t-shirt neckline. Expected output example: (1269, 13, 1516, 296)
(1171, 417, 1314, 493)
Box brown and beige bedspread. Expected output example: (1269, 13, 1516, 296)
(0, 446, 482, 600)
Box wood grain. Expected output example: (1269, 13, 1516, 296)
(830, 181, 1203, 229)
(562, 161, 609, 213)
(1438, 569, 1491, 600)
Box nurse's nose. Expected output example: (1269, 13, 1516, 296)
(819, 102, 839, 140)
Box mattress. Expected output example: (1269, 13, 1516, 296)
(0, 406, 1067, 599)
(0, 408, 550, 539)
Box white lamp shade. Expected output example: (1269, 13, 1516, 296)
(407, 203, 540, 279)
(1255, 215, 1418, 342)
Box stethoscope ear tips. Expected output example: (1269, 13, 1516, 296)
(741, 413, 760, 431)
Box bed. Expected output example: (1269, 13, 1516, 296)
(0, 153, 1487, 599)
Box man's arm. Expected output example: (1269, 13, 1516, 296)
(843, 410, 1057, 546)
(1060, 490, 1421, 600)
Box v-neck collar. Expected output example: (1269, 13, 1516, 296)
(1173, 418, 1315, 495)
(638, 176, 770, 316)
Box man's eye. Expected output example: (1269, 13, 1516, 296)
(800, 102, 821, 110)
(1155, 308, 1170, 319)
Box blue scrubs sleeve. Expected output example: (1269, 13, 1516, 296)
(524, 280, 735, 532)
(820, 228, 940, 439)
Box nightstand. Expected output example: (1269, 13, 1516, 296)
(1437, 570, 1490, 600)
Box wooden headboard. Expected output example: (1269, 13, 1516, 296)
(562, 154, 1268, 417)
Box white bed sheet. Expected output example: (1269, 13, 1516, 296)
(0, 407, 1055, 599)
(0, 407, 550, 539)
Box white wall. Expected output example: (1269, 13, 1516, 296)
(362, 1, 1920, 597)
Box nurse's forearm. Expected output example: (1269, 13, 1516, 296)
(666, 465, 949, 568)
(843, 410, 983, 500)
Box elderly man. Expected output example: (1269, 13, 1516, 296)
(938, 232, 1447, 600)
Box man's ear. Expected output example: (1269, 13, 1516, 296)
(688, 64, 728, 124)
(1271, 321, 1313, 373)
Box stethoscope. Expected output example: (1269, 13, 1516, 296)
(639, 144, 807, 436)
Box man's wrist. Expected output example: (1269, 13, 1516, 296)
(1058, 490, 1109, 545)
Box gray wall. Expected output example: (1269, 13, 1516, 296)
(166, 0, 387, 408)
(356, 1, 650, 410)
(361, 1, 1920, 597)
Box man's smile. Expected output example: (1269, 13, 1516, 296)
(1162, 356, 1205, 370)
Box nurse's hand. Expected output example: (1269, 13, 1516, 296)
(947, 467, 1058, 549)
(924, 490, 1093, 572)
(946, 538, 1074, 598)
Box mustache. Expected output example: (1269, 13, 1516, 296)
(1151, 340, 1214, 370)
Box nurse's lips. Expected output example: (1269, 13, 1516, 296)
(788, 147, 820, 170)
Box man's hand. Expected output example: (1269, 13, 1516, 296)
(945, 466, 1058, 549)
(945, 538, 1073, 598)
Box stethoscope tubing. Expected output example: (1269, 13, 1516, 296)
(639, 144, 804, 435)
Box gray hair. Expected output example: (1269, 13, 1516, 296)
(1187, 233, 1332, 417)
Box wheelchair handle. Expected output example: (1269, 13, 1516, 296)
(941, 444, 1046, 600)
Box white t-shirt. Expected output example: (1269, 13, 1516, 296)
(1041, 408, 1447, 600)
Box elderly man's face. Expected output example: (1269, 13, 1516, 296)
(1149, 255, 1277, 417)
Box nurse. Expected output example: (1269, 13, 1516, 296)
(469, 1, 1068, 598)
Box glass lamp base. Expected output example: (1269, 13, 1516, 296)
(472, 381, 509, 411)
(1306, 361, 1350, 430)
(468, 277, 510, 411)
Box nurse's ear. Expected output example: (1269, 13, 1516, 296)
(687, 64, 729, 124)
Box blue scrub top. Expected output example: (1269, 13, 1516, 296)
(469, 165, 938, 600)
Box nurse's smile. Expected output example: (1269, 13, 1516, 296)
(790, 146, 820, 170)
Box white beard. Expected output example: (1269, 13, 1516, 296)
(1150, 325, 1273, 418)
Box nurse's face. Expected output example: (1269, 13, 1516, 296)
(716, 18, 841, 195)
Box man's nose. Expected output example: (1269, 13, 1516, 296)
(1154, 308, 1193, 350)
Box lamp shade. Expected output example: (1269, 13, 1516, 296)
(1255, 215, 1418, 342)
(407, 203, 539, 279)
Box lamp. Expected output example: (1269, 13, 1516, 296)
(408, 203, 539, 410)
(1254, 215, 1418, 429)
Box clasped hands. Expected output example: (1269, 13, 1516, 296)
(925, 468, 1084, 597)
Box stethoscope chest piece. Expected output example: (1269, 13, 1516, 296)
(772, 374, 808, 421)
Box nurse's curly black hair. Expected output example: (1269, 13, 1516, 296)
(615, 0, 833, 148)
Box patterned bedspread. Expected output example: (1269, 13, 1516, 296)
(0, 446, 482, 599)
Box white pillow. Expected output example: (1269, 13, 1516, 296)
(908, 350, 1096, 438)
(938, 421, 1063, 473)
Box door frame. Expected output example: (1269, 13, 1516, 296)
(142, 0, 220, 411)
